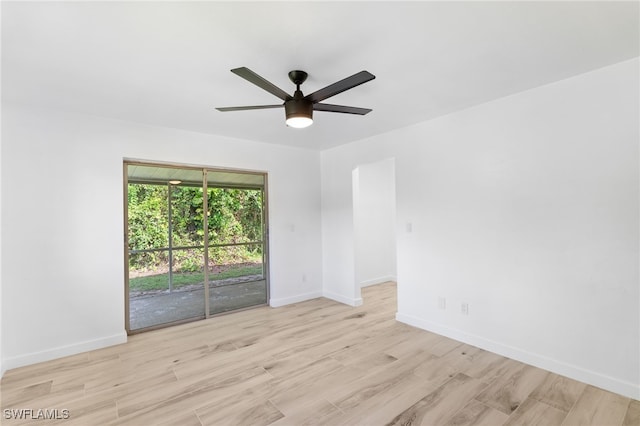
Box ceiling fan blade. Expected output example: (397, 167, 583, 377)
(313, 103, 372, 115)
(216, 104, 283, 112)
(305, 71, 375, 103)
(231, 67, 291, 101)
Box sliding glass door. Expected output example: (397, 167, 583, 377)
(125, 163, 268, 333)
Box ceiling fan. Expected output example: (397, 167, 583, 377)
(216, 67, 375, 128)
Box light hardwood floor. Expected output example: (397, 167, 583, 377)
(1, 282, 637, 425)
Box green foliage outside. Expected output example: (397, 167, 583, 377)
(128, 183, 264, 291)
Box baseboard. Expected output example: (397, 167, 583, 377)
(360, 276, 397, 288)
(2, 332, 128, 372)
(395, 312, 640, 400)
(323, 290, 363, 307)
(270, 291, 323, 308)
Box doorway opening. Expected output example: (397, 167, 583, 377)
(352, 158, 397, 305)
(124, 161, 269, 333)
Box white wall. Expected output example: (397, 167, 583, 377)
(0, 81, 3, 378)
(321, 58, 639, 399)
(1, 105, 323, 370)
(0, 1, 4, 376)
(353, 158, 397, 287)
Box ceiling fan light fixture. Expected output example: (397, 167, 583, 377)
(285, 98, 313, 129)
(286, 116, 313, 129)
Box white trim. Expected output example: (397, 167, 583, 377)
(269, 291, 322, 308)
(2, 332, 128, 372)
(360, 276, 396, 288)
(395, 312, 640, 400)
(323, 290, 363, 307)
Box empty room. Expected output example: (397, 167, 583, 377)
(1, 1, 639, 425)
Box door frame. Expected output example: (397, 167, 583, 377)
(123, 159, 270, 334)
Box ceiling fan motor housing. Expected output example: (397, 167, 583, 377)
(285, 90, 313, 122)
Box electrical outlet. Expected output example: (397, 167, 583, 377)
(302, 274, 307, 282)
(438, 297, 446, 310)
(461, 303, 469, 315)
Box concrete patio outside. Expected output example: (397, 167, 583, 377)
(129, 279, 267, 330)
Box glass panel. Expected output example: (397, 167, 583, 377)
(128, 164, 204, 186)
(129, 250, 170, 295)
(208, 243, 264, 282)
(208, 244, 267, 316)
(129, 251, 203, 331)
(127, 184, 169, 250)
(170, 185, 205, 246)
(127, 176, 206, 331)
(171, 247, 207, 290)
(205, 172, 267, 316)
(207, 187, 263, 244)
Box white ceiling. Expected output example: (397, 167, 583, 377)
(2, 1, 638, 150)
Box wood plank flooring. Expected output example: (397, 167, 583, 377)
(1, 282, 637, 425)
